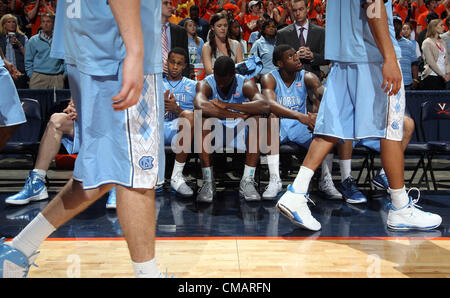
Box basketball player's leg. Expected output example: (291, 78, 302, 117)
(0, 125, 20, 151)
(262, 113, 282, 199)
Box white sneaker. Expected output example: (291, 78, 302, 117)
(276, 185, 321, 231)
(170, 174, 194, 198)
(262, 175, 283, 200)
(318, 177, 342, 200)
(387, 189, 442, 231)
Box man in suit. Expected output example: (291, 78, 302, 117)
(162, 0, 190, 78)
(276, 0, 326, 80)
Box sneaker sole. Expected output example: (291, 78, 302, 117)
(262, 191, 283, 201)
(276, 203, 320, 231)
(387, 223, 441, 231)
(239, 190, 261, 202)
(318, 191, 343, 200)
(343, 195, 367, 204)
(170, 188, 194, 198)
(5, 191, 48, 206)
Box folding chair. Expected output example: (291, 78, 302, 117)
(418, 99, 450, 190)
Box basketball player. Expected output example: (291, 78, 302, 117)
(163, 48, 197, 197)
(0, 48, 26, 151)
(4, 99, 117, 209)
(276, 0, 442, 231)
(0, 1, 167, 278)
(261, 44, 352, 201)
(194, 56, 270, 203)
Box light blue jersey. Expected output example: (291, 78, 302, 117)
(52, 0, 162, 75)
(163, 76, 196, 121)
(269, 69, 307, 115)
(325, 0, 401, 63)
(204, 74, 247, 104)
(269, 69, 311, 148)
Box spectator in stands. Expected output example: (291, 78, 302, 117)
(4, 99, 117, 208)
(194, 56, 270, 203)
(394, 16, 421, 89)
(402, 21, 423, 58)
(162, 0, 190, 77)
(0, 14, 28, 88)
(264, 0, 277, 20)
(24, 0, 56, 37)
(24, 13, 65, 89)
(184, 19, 205, 65)
(247, 18, 263, 51)
(441, 17, 450, 88)
(276, 0, 327, 80)
(421, 18, 450, 89)
(250, 18, 278, 78)
(228, 19, 248, 57)
(418, 11, 439, 49)
(163, 48, 197, 198)
(236, 0, 264, 42)
(178, 5, 210, 42)
(202, 12, 243, 76)
(273, 0, 294, 25)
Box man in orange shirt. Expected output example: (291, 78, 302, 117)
(24, 0, 56, 37)
(236, 0, 263, 41)
(417, 0, 448, 32)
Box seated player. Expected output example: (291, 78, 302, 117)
(194, 56, 270, 203)
(356, 113, 416, 191)
(163, 48, 197, 197)
(5, 100, 116, 208)
(261, 45, 367, 203)
(0, 48, 26, 152)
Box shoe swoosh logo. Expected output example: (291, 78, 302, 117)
(32, 187, 44, 194)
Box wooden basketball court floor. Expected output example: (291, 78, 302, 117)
(1, 187, 449, 278)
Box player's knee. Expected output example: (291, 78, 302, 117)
(48, 113, 69, 131)
(403, 116, 415, 138)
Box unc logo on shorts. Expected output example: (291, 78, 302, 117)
(391, 121, 400, 130)
(139, 156, 154, 170)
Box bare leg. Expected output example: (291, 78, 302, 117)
(0, 124, 20, 151)
(245, 115, 261, 167)
(401, 115, 414, 152)
(380, 139, 404, 190)
(34, 113, 74, 170)
(116, 186, 156, 262)
(174, 110, 194, 164)
(302, 136, 339, 171)
(337, 140, 353, 160)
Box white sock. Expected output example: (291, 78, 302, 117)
(321, 154, 334, 180)
(242, 164, 256, 180)
(171, 160, 185, 180)
(390, 186, 410, 209)
(379, 168, 385, 175)
(11, 213, 56, 258)
(292, 166, 314, 193)
(132, 258, 161, 278)
(339, 159, 352, 182)
(202, 167, 213, 182)
(267, 154, 280, 180)
(32, 169, 46, 179)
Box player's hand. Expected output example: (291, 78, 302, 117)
(164, 91, 179, 113)
(63, 105, 78, 120)
(111, 54, 144, 111)
(381, 59, 402, 96)
(211, 98, 227, 110)
(298, 113, 315, 132)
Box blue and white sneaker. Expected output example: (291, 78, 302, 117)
(387, 188, 442, 231)
(372, 171, 390, 190)
(340, 177, 367, 204)
(0, 238, 39, 278)
(276, 184, 321, 231)
(106, 187, 116, 209)
(5, 171, 48, 205)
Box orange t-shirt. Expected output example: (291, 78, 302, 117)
(236, 14, 260, 42)
(25, 1, 56, 36)
(276, 6, 293, 25)
(393, 3, 408, 23)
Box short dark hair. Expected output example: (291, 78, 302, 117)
(213, 56, 236, 77)
(272, 44, 293, 66)
(168, 47, 189, 64)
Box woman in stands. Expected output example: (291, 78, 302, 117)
(201, 12, 243, 75)
(421, 19, 450, 90)
(0, 14, 28, 88)
(184, 18, 205, 65)
(228, 19, 248, 58)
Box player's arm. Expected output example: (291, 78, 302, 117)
(164, 90, 184, 116)
(109, 0, 144, 111)
(261, 73, 315, 130)
(304, 71, 323, 113)
(194, 81, 247, 119)
(216, 80, 270, 115)
(364, 0, 402, 96)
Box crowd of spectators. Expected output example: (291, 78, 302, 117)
(0, 0, 449, 90)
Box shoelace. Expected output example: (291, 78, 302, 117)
(407, 187, 423, 210)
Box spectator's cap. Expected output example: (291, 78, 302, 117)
(249, 1, 261, 8)
(426, 12, 439, 23)
(393, 16, 403, 24)
(235, 56, 263, 80)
